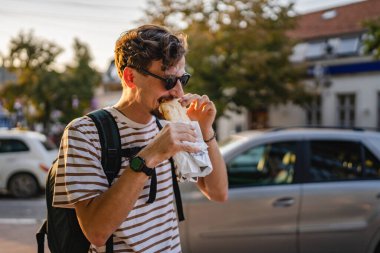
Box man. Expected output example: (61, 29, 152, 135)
(53, 24, 228, 252)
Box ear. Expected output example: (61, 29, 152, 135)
(122, 67, 136, 89)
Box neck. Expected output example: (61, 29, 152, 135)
(113, 89, 153, 124)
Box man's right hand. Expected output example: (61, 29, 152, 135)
(137, 122, 200, 168)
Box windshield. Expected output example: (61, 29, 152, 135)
(219, 135, 250, 155)
(219, 135, 246, 148)
(219, 131, 266, 155)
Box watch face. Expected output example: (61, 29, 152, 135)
(130, 156, 154, 176)
(130, 156, 143, 172)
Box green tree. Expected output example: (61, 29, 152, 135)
(0, 31, 100, 133)
(1, 30, 64, 132)
(363, 17, 380, 59)
(59, 39, 101, 123)
(143, 0, 310, 126)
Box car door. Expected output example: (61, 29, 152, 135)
(182, 140, 302, 253)
(299, 139, 380, 253)
(0, 138, 30, 189)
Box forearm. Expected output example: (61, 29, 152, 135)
(75, 168, 148, 246)
(197, 131, 228, 202)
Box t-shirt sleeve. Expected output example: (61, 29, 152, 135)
(52, 117, 108, 208)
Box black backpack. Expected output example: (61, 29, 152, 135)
(36, 109, 184, 253)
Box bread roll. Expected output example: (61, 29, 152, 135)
(159, 99, 191, 123)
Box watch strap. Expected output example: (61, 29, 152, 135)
(141, 166, 154, 176)
(129, 156, 156, 204)
(146, 170, 157, 203)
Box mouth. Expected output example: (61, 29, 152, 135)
(158, 96, 175, 104)
(152, 97, 174, 119)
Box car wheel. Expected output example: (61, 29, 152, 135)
(8, 173, 39, 198)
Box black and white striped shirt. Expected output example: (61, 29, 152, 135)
(53, 107, 181, 253)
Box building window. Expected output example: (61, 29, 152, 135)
(305, 41, 326, 59)
(306, 96, 322, 126)
(336, 37, 360, 56)
(337, 94, 355, 127)
(290, 43, 307, 62)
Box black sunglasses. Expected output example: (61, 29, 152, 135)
(139, 68, 191, 90)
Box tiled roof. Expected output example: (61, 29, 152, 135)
(287, 0, 380, 41)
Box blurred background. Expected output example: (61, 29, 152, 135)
(1, 0, 379, 143)
(1, 0, 380, 252)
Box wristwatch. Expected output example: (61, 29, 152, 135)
(130, 156, 154, 176)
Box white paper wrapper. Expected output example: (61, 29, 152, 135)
(160, 120, 213, 182)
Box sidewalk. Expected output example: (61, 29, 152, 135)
(0, 221, 49, 253)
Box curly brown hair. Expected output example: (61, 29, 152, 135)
(114, 24, 188, 79)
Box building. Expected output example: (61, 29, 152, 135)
(98, 0, 380, 141)
(269, 0, 380, 130)
(96, 60, 122, 108)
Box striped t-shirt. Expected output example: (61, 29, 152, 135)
(53, 107, 181, 253)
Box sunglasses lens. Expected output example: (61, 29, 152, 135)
(164, 74, 191, 90)
(165, 77, 177, 90)
(180, 74, 190, 86)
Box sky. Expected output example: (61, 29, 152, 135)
(0, 0, 365, 72)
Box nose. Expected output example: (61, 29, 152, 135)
(169, 79, 184, 98)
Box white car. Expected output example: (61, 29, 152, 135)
(0, 129, 58, 198)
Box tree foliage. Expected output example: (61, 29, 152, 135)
(58, 39, 101, 123)
(142, 0, 310, 118)
(363, 17, 380, 59)
(0, 31, 100, 133)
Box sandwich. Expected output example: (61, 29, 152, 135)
(159, 99, 213, 181)
(159, 99, 191, 123)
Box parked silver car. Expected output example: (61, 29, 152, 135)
(0, 129, 57, 198)
(179, 128, 380, 253)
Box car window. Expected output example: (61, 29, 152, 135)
(0, 139, 30, 153)
(363, 146, 380, 179)
(367, 137, 380, 151)
(227, 141, 297, 187)
(309, 140, 361, 182)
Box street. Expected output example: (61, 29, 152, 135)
(0, 194, 48, 253)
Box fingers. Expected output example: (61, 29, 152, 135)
(196, 95, 211, 110)
(180, 93, 212, 111)
(171, 123, 201, 151)
(179, 93, 199, 107)
(199, 100, 215, 113)
(164, 122, 197, 137)
(142, 122, 202, 166)
(164, 123, 197, 142)
(159, 123, 201, 155)
(179, 142, 201, 153)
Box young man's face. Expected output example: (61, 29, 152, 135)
(133, 56, 187, 118)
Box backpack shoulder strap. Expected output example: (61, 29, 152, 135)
(156, 119, 185, 221)
(87, 109, 121, 186)
(87, 109, 120, 253)
(36, 220, 47, 253)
